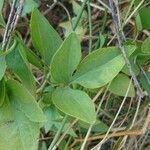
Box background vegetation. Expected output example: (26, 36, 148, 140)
(0, 0, 150, 150)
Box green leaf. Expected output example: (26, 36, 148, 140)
(6, 42, 36, 95)
(51, 33, 81, 84)
(140, 72, 150, 96)
(72, 45, 136, 88)
(0, 79, 5, 106)
(0, 96, 40, 150)
(31, 8, 62, 65)
(136, 7, 150, 31)
(52, 87, 96, 124)
(108, 73, 135, 97)
(13, 38, 43, 69)
(6, 80, 45, 122)
(141, 37, 150, 54)
(0, 56, 6, 81)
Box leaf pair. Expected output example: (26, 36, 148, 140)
(31, 9, 136, 89)
(50, 33, 135, 124)
(51, 34, 136, 89)
(30, 9, 136, 125)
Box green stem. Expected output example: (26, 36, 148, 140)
(48, 115, 68, 150)
(64, 136, 72, 150)
(87, 1, 92, 53)
(101, 9, 107, 34)
(94, 9, 107, 50)
(73, 0, 89, 31)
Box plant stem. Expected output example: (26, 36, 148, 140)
(101, 9, 108, 34)
(73, 0, 89, 31)
(87, 1, 92, 53)
(48, 115, 68, 150)
(94, 9, 107, 50)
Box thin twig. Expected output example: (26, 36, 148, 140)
(43, 1, 58, 15)
(108, 0, 144, 98)
(70, 129, 144, 148)
(12, 0, 25, 29)
(6, 0, 25, 50)
(2, 0, 17, 50)
(2, 0, 24, 51)
(57, 2, 73, 30)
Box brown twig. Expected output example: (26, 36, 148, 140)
(108, 0, 144, 98)
(70, 129, 143, 148)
